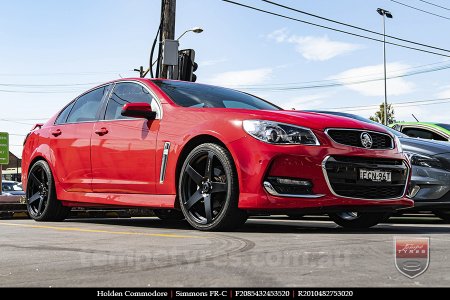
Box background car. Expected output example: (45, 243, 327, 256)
(391, 122, 450, 142)
(307, 111, 450, 221)
(2, 180, 26, 196)
(22, 79, 412, 231)
(1, 180, 26, 215)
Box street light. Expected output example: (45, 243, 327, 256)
(176, 27, 204, 41)
(377, 8, 393, 126)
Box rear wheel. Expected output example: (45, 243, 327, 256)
(153, 209, 185, 220)
(433, 210, 450, 221)
(26, 160, 70, 221)
(329, 212, 390, 229)
(179, 143, 247, 231)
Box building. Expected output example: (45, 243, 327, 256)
(1, 151, 21, 182)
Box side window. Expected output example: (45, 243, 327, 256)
(104, 82, 160, 120)
(55, 101, 75, 125)
(403, 127, 447, 141)
(66, 86, 108, 123)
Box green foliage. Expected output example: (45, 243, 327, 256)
(369, 102, 396, 125)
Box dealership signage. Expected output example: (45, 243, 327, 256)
(0, 132, 9, 165)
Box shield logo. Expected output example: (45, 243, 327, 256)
(360, 132, 373, 149)
(394, 237, 430, 278)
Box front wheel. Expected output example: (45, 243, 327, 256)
(329, 212, 390, 229)
(26, 160, 71, 221)
(178, 143, 247, 231)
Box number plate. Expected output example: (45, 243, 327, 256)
(359, 169, 392, 182)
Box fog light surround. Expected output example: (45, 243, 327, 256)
(408, 185, 421, 198)
(263, 177, 325, 199)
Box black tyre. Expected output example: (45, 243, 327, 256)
(153, 209, 185, 220)
(26, 160, 70, 221)
(178, 143, 247, 231)
(433, 210, 450, 221)
(329, 212, 390, 229)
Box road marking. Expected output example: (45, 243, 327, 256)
(0, 222, 202, 239)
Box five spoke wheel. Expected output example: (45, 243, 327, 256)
(179, 143, 247, 231)
(27, 164, 50, 218)
(182, 150, 228, 224)
(26, 160, 70, 221)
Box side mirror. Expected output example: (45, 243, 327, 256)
(121, 102, 157, 120)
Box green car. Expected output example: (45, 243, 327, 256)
(391, 122, 450, 142)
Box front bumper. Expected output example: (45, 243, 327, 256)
(410, 165, 450, 208)
(229, 134, 413, 211)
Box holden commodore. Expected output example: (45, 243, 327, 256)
(22, 79, 413, 231)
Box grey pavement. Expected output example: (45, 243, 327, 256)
(0, 215, 449, 287)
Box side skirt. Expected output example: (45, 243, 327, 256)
(58, 190, 176, 208)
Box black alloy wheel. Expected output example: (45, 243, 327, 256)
(179, 143, 247, 231)
(26, 160, 70, 221)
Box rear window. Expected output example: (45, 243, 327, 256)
(152, 80, 280, 111)
(55, 101, 75, 125)
(66, 86, 108, 123)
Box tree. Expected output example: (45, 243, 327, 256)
(369, 102, 396, 125)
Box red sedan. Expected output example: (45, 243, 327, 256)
(22, 79, 413, 230)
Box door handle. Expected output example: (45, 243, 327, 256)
(95, 127, 109, 136)
(51, 129, 62, 137)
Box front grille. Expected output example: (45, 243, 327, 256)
(327, 129, 393, 149)
(323, 156, 408, 199)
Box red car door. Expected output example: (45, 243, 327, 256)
(91, 82, 161, 194)
(50, 85, 111, 192)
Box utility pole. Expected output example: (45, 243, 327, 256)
(159, 0, 176, 79)
(377, 8, 393, 126)
(382, 15, 388, 126)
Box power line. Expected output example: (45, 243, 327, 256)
(0, 82, 102, 87)
(261, 0, 450, 53)
(222, 0, 450, 58)
(237, 64, 450, 91)
(0, 119, 36, 125)
(0, 70, 131, 77)
(340, 99, 450, 112)
(390, 0, 450, 20)
(321, 97, 450, 111)
(0, 89, 80, 94)
(418, 0, 450, 11)
(0, 118, 47, 121)
(233, 60, 450, 88)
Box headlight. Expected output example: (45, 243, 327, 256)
(404, 151, 443, 169)
(243, 120, 320, 145)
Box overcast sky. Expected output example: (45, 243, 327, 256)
(1, 0, 450, 157)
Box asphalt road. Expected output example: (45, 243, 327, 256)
(0, 215, 449, 287)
